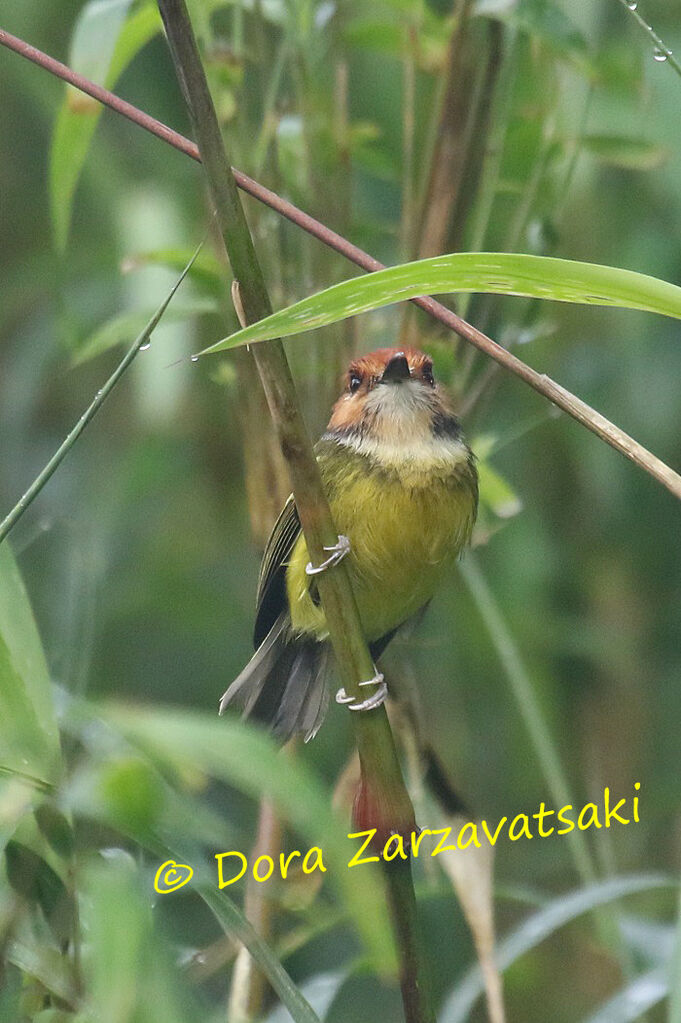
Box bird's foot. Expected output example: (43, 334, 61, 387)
(336, 671, 387, 712)
(305, 534, 350, 576)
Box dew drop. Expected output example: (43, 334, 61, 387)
(190, 354, 200, 362)
(627, 1, 637, 9)
(139, 340, 151, 351)
(653, 48, 668, 62)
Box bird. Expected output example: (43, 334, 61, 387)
(219, 346, 478, 743)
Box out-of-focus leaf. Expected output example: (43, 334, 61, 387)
(440, 874, 672, 1023)
(6, 939, 77, 1007)
(477, 461, 523, 519)
(343, 20, 404, 56)
(103, 704, 396, 976)
(122, 247, 225, 294)
(198, 253, 681, 355)
(50, 2, 163, 251)
(81, 855, 199, 1023)
(0, 544, 61, 789)
(581, 135, 669, 171)
(5, 840, 74, 944)
(263, 970, 347, 1022)
(73, 298, 218, 365)
(583, 966, 667, 1023)
(35, 802, 75, 859)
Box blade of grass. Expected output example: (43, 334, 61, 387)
(0, 239, 202, 546)
(440, 874, 672, 1023)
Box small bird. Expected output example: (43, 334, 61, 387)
(220, 347, 478, 742)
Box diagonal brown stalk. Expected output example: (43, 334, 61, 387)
(1, 29, 680, 502)
(0, 26, 679, 500)
(154, 2, 434, 1019)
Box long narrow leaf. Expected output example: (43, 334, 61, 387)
(440, 874, 672, 1023)
(103, 705, 396, 977)
(0, 545, 61, 791)
(197, 253, 681, 355)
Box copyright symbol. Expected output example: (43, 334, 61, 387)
(154, 859, 193, 893)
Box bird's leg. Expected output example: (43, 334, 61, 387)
(305, 534, 351, 575)
(336, 671, 388, 712)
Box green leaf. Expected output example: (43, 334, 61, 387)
(6, 939, 77, 1007)
(5, 841, 75, 944)
(0, 544, 61, 790)
(198, 253, 681, 356)
(477, 461, 523, 519)
(81, 856, 200, 1023)
(581, 135, 669, 171)
(103, 704, 396, 976)
(50, 2, 163, 251)
(440, 874, 673, 1022)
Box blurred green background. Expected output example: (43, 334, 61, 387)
(0, 0, 680, 1020)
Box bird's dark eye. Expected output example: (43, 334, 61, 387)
(349, 373, 362, 393)
(422, 363, 435, 387)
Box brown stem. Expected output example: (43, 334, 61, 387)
(0, 26, 679, 500)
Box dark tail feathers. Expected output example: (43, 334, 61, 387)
(219, 614, 331, 743)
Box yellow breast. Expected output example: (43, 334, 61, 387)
(285, 436, 478, 643)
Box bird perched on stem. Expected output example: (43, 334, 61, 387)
(220, 347, 478, 742)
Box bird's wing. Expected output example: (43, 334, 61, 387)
(253, 494, 301, 648)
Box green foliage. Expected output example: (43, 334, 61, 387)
(50, 1, 163, 251)
(2, 0, 681, 1019)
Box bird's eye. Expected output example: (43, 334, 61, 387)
(422, 363, 435, 387)
(349, 373, 362, 393)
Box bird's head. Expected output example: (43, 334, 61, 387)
(326, 347, 459, 449)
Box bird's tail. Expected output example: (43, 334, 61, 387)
(219, 614, 331, 743)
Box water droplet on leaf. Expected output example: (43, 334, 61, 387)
(653, 48, 668, 61)
(627, 1, 637, 9)
(139, 340, 151, 351)
(190, 354, 200, 363)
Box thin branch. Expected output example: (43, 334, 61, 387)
(0, 28, 679, 501)
(153, 4, 432, 1020)
(0, 241, 202, 545)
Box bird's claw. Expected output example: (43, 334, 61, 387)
(306, 534, 350, 576)
(336, 672, 387, 712)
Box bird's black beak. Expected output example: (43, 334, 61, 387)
(381, 352, 411, 384)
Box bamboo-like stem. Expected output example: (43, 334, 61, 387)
(1, 27, 679, 500)
(0, 242, 201, 545)
(154, 4, 432, 1019)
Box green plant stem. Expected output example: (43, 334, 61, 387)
(459, 554, 596, 885)
(0, 242, 201, 546)
(155, 3, 432, 1020)
(616, 0, 681, 80)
